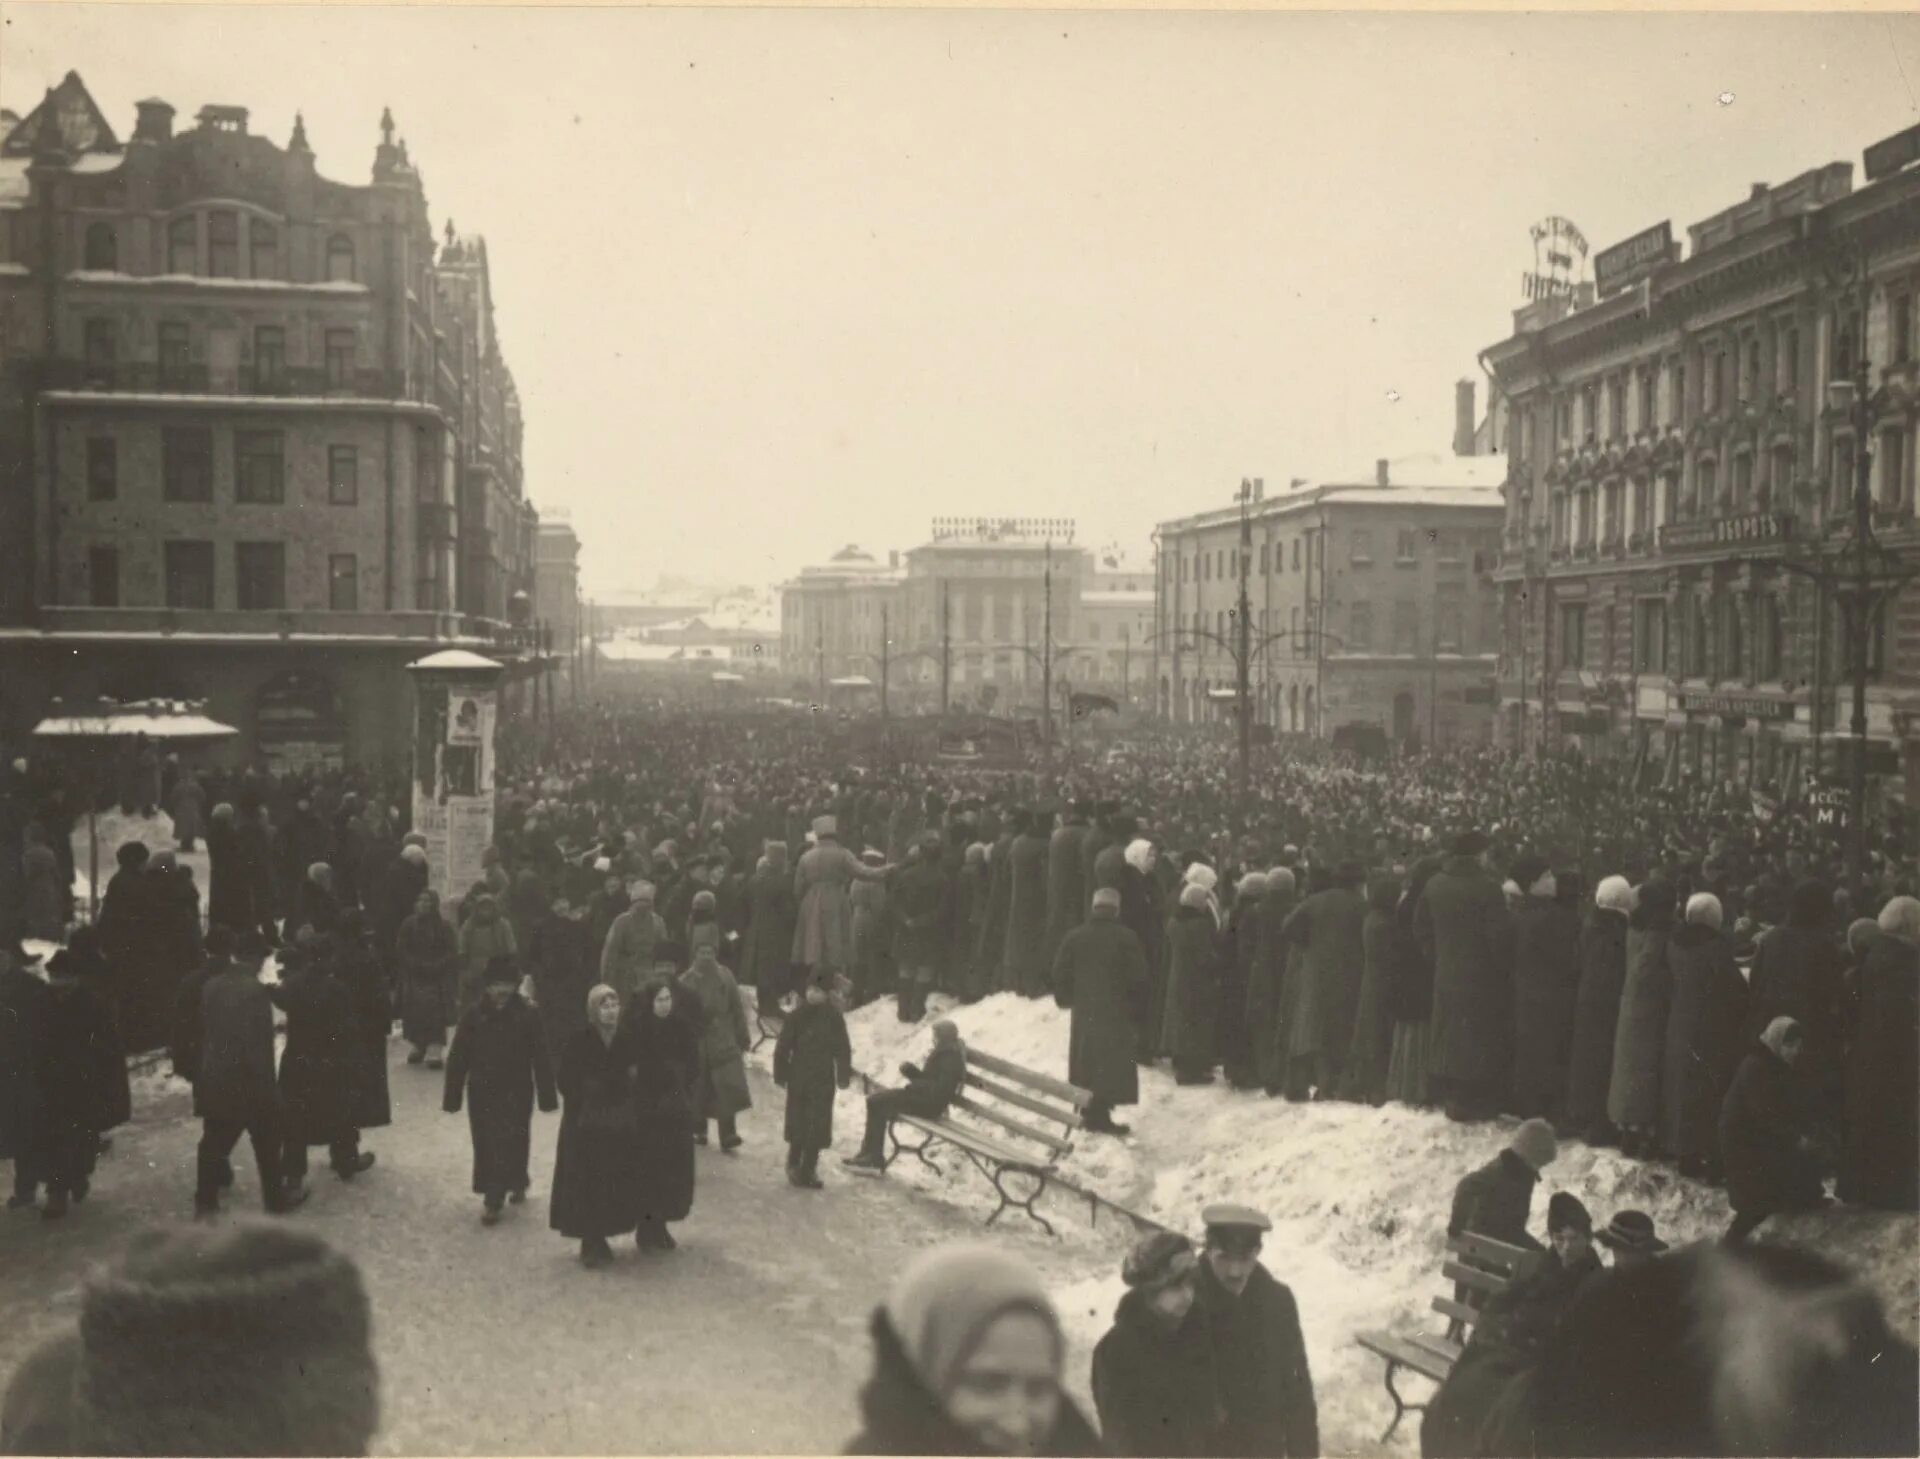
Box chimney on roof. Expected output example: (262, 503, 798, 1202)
(131, 99, 173, 143)
(195, 104, 248, 135)
(1454, 379, 1477, 458)
(1376, 458, 1390, 487)
(1290, 477, 1307, 491)
(1751, 182, 1769, 201)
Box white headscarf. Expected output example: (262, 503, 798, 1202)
(1184, 862, 1218, 893)
(1123, 838, 1156, 875)
(1684, 892, 1724, 930)
(1594, 875, 1634, 914)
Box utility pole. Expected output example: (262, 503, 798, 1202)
(816, 621, 825, 702)
(880, 603, 891, 723)
(940, 579, 951, 716)
(1042, 540, 1054, 750)
(1429, 613, 1440, 749)
(1236, 479, 1255, 809)
(1150, 528, 1163, 720)
(1122, 626, 1131, 707)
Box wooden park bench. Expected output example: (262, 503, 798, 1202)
(1353, 1231, 1534, 1444)
(879, 1048, 1092, 1237)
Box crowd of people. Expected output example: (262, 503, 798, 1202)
(1, 697, 1917, 1456)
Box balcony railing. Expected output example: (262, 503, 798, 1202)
(1658, 511, 1795, 552)
(42, 359, 410, 400)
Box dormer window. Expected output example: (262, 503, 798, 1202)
(326, 233, 356, 284)
(83, 222, 115, 271)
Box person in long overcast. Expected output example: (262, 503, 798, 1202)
(625, 978, 699, 1249)
(443, 955, 558, 1225)
(679, 938, 751, 1151)
(551, 984, 647, 1268)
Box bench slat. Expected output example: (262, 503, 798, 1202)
(1408, 1332, 1464, 1365)
(949, 1095, 1072, 1156)
(895, 1113, 1044, 1170)
(1446, 1232, 1533, 1274)
(964, 1050, 1094, 1110)
(1431, 1296, 1482, 1328)
(965, 1071, 1085, 1132)
(1354, 1331, 1452, 1384)
(1440, 1261, 1508, 1296)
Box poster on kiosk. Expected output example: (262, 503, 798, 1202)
(408, 650, 505, 912)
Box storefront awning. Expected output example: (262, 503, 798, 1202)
(33, 702, 239, 740)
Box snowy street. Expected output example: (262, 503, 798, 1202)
(0, 1033, 1115, 1457)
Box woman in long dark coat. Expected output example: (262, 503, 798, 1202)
(976, 826, 1016, 998)
(1161, 884, 1220, 1083)
(1384, 858, 1440, 1108)
(551, 984, 647, 1267)
(773, 973, 853, 1187)
(397, 891, 459, 1066)
(1659, 894, 1750, 1179)
(63, 927, 130, 1138)
(1746, 879, 1847, 1137)
(743, 842, 799, 1010)
(528, 896, 595, 1066)
(443, 958, 558, 1222)
(332, 912, 393, 1135)
(1343, 870, 1402, 1106)
(1721, 1017, 1828, 1242)
(1563, 876, 1632, 1144)
(271, 944, 370, 1182)
(1245, 869, 1297, 1092)
(1003, 814, 1051, 998)
(32, 949, 119, 1219)
(1839, 897, 1920, 1212)
(679, 942, 751, 1149)
(1510, 865, 1583, 1124)
(1219, 874, 1266, 1088)
(625, 978, 699, 1248)
(1608, 877, 1675, 1157)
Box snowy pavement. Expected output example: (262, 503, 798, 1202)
(0, 1034, 1113, 1456)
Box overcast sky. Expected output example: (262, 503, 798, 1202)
(7, 6, 1920, 596)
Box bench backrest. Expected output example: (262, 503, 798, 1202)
(1434, 1232, 1535, 1337)
(949, 1049, 1091, 1162)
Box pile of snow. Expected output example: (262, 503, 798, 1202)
(749, 989, 1919, 1457)
(67, 808, 210, 911)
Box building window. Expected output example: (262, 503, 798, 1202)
(327, 445, 359, 506)
(1290, 606, 1300, 651)
(82, 317, 115, 377)
(158, 321, 191, 388)
(253, 325, 286, 393)
(1395, 527, 1418, 563)
(1881, 428, 1908, 509)
(1781, 327, 1800, 397)
(86, 436, 117, 501)
(1556, 397, 1572, 444)
(83, 222, 115, 271)
(1581, 383, 1597, 440)
(1349, 530, 1373, 566)
(327, 233, 356, 284)
(1758, 597, 1783, 680)
(1638, 369, 1655, 434)
(1559, 603, 1587, 669)
(1291, 539, 1301, 571)
(1895, 294, 1913, 366)
(1608, 375, 1626, 440)
(1834, 314, 1858, 380)
(1733, 453, 1754, 509)
(1672, 359, 1687, 426)
(1392, 599, 1418, 654)
(325, 329, 355, 390)
(87, 546, 120, 607)
(1721, 597, 1744, 680)
(162, 426, 213, 502)
(1636, 600, 1667, 675)
(163, 540, 215, 608)
(1436, 588, 1464, 654)
(1831, 435, 1855, 512)
(1631, 478, 1651, 541)
(1259, 543, 1269, 575)
(1349, 601, 1373, 653)
(1743, 338, 1762, 403)
(329, 553, 359, 611)
(1603, 480, 1622, 543)
(1697, 457, 1718, 514)
(207, 210, 239, 278)
(250, 220, 279, 281)
(234, 430, 285, 504)
(167, 215, 196, 274)
(235, 541, 285, 610)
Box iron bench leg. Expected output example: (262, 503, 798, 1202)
(885, 1122, 943, 1175)
(973, 1154, 1055, 1238)
(1379, 1359, 1427, 1446)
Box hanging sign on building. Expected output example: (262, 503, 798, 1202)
(1521, 216, 1588, 303)
(1676, 691, 1795, 720)
(1594, 220, 1674, 297)
(1865, 121, 1920, 183)
(1809, 786, 1850, 833)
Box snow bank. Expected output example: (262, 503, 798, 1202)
(68, 808, 210, 912)
(749, 989, 1920, 1457)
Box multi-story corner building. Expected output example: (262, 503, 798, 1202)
(1484, 124, 1920, 795)
(0, 73, 540, 770)
(1156, 437, 1505, 745)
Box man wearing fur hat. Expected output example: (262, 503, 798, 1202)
(1052, 887, 1151, 1135)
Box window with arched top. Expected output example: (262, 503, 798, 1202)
(326, 233, 356, 284)
(84, 222, 116, 271)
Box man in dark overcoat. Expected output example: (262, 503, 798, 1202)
(271, 941, 375, 1193)
(1415, 830, 1514, 1121)
(1053, 888, 1150, 1134)
(1002, 809, 1051, 998)
(1190, 1205, 1320, 1458)
(1042, 801, 1092, 973)
(1, 943, 51, 1209)
(443, 958, 558, 1223)
(195, 932, 300, 1216)
(891, 837, 950, 1023)
(742, 840, 799, 1012)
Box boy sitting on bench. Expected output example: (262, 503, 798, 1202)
(842, 1020, 967, 1174)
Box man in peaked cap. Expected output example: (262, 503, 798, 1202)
(1192, 1202, 1319, 1457)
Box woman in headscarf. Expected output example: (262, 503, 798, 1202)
(847, 1243, 1101, 1456)
(549, 985, 646, 1268)
(678, 940, 751, 1151)
(1720, 1017, 1828, 1242)
(1563, 875, 1633, 1144)
(1659, 893, 1749, 1181)
(1162, 883, 1221, 1084)
(1839, 896, 1920, 1212)
(1607, 877, 1676, 1159)
(1118, 839, 1164, 1039)
(1745, 879, 1847, 1139)
(624, 978, 699, 1249)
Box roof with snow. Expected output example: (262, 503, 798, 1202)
(407, 649, 504, 673)
(1080, 589, 1155, 608)
(2, 71, 120, 159)
(1159, 452, 1507, 534)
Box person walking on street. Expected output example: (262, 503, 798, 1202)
(1, 943, 51, 1211)
(625, 979, 700, 1251)
(599, 881, 666, 1005)
(1091, 1232, 1222, 1457)
(773, 971, 854, 1188)
(443, 956, 558, 1224)
(397, 890, 458, 1069)
(550, 985, 646, 1268)
(679, 940, 751, 1151)
(1190, 1204, 1319, 1458)
(195, 931, 302, 1216)
(272, 940, 376, 1192)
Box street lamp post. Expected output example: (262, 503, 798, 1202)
(1236, 480, 1255, 809)
(1042, 541, 1055, 750)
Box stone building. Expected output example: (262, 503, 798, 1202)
(1156, 438, 1505, 745)
(0, 73, 539, 771)
(534, 516, 581, 690)
(1483, 124, 1920, 794)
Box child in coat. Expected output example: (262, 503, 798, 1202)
(773, 973, 854, 1188)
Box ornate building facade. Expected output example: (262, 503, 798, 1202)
(1484, 129, 1920, 795)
